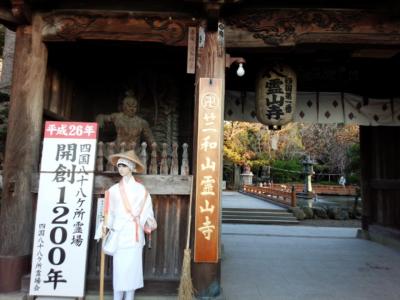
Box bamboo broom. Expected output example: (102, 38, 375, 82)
(178, 176, 194, 300)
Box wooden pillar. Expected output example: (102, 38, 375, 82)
(0, 15, 47, 292)
(360, 126, 372, 231)
(192, 25, 225, 298)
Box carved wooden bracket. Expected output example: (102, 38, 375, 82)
(41, 11, 198, 45)
(185, 0, 241, 30)
(11, 0, 31, 24)
(225, 9, 400, 47)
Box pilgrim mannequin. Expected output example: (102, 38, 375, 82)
(101, 150, 157, 300)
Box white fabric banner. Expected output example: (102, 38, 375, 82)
(343, 93, 395, 126)
(343, 93, 370, 125)
(360, 98, 393, 126)
(224, 90, 257, 123)
(318, 92, 344, 124)
(224, 90, 400, 126)
(293, 92, 317, 123)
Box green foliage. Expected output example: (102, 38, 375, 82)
(271, 159, 302, 183)
(223, 121, 270, 167)
(313, 163, 329, 173)
(345, 143, 360, 184)
(249, 152, 270, 168)
(223, 145, 244, 165)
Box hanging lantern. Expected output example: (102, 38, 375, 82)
(256, 65, 297, 126)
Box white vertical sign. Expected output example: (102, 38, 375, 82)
(30, 121, 98, 297)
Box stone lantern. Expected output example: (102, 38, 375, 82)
(297, 155, 315, 207)
(302, 155, 315, 193)
(240, 165, 254, 186)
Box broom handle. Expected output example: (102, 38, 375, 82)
(99, 240, 105, 300)
(185, 176, 194, 250)
(99, 195, 108, 300)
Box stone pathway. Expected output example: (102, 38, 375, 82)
(221, 225, 400, 300)
(221, 192, 400, 300)
(222, 191, 284, 210)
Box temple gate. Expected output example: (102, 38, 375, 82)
(0, 1, 399, 298)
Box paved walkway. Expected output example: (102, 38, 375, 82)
(222, 191, 284, 210)
(221, 224, 400, 300)
(220, 192, 400, 300)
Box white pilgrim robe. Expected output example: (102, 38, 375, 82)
(106, 176, 155, 291)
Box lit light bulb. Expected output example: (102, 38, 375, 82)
(236, 63, 245, 77)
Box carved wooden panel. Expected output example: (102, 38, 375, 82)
(41, 11, 196, 45)
(225, 9, 400, 47)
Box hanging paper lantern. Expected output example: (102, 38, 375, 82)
(256, 65, 297, 126)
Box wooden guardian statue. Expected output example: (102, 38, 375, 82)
(96, 90, 155, 146)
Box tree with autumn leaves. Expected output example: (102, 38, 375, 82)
(223, 121, 360, 184)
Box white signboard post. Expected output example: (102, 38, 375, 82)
(29, 121, 98, 298)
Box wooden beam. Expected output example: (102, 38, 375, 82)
(5, 7, 400, 47)
(224, 9, 400, 47)
(41, 10, 197, 45)
(0, 14, 47, 292)
(0, 13, 47, 254)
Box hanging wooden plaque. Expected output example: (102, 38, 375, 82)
(194, 78, 223, 263)
(187, 26, 197, 74)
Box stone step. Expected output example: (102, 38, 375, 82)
(222, 207, 285, 213)
(222, 218, 299, 225)
(222, 208, 299, 225)
(223, 214, 297, 221)
(222, 211, 293, 217)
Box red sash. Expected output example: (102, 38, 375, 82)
(118, 180, 148, 242)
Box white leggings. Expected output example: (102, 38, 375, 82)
(113, 290, 135, 300)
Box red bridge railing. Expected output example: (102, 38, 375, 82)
(242, 185, 296, 207)
(267, 183, 357, 196)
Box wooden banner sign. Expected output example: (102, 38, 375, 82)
(29, 121, 98, 297)
(187, 26, 197, 74)
(194, 78, 223, 263)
